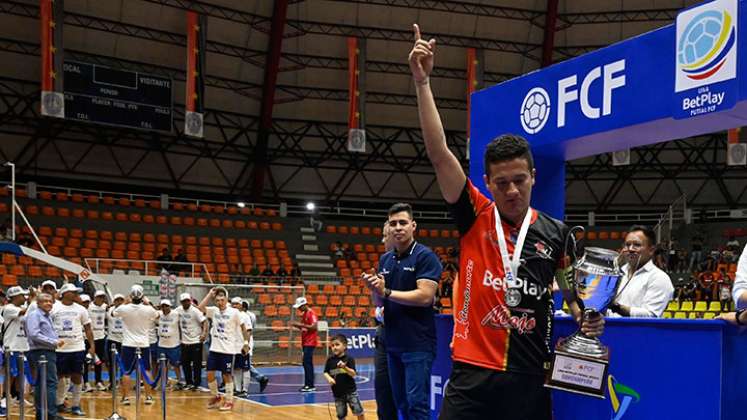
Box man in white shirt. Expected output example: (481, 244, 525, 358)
(608, 225, 675, 318)
(2, 286, 29, 408)
(230, 297, 252, 397)
(52, 283, 96, 416)
(79, 294, 94, 393)
(88, 290, 109, 391)
(106, 294, 125, 390)
(198, 287, 250, 411)
(155, 299, 184, 389)
(175, 293, 207, 391)
(113, 285, 158, 406)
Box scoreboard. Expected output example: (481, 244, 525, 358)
(63, 61, 173, 132)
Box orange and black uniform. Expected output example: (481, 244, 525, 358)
(439, 180, 569, 420)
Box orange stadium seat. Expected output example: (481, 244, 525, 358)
(373, 227, 382, 236)
(87, 195, 100, 204)
(55, 192, 68, 201)
(418, 229, 428, 238)
(338, 226, 349, 234)
(209, 219, 220, 228)
(361, 226, 371, 235)
(326, 226, 337, 234)
(2, 274, 17, 286)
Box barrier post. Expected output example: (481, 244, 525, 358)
(160, 354, 167, 420)
(135, 348, 142, 420)
(17, 352, 24, 420)
(105, 347, 125, 420)
(39, 356, 47, 420)
(5, 349, 11, 420)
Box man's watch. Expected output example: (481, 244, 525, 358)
(736, 308, 746, 326)
(383, 288, 392, 299)
(608, 301, 621, 314)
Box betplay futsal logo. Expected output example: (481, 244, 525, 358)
(675, 0, 737, 93)
(519, 60, 626, 134)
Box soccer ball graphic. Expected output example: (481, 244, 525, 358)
(678, 11, 724, 67)
(520, 87, 551, 134)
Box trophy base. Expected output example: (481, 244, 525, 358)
(555, 330, 609, 360)
(545, 333, 610, 399)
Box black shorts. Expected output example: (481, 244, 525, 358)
(94, 339, 108, 363)
(438, 361, 551, 420)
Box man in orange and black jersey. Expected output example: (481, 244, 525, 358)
(408, 24, 605, 420)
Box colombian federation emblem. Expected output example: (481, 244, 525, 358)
(675, 0, 738, 92)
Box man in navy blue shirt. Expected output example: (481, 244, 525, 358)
(365, 202, 442, 420)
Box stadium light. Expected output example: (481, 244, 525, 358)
(306, 202, 315, 211)
(237, 202, 246, 208)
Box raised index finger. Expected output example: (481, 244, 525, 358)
(413, 23, 421, 41)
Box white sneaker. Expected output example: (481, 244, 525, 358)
(83, 383, 94, 393)
(120, 397, 131, 406)
(96, 382, 108, 391)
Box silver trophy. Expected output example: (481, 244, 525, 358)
(546, 228, 624, 398)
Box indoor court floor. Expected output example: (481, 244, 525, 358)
(6, 363, 378, 420)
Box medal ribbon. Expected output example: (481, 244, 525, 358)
(493, 206, 533, 286)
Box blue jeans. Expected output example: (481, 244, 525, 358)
(375, 326, 398, 420)
(302, 346, 315, 387)
(387, 351, 434, 420)
(27, 349, 58, 420)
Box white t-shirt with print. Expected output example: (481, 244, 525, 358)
(88, 302, 108, 340)
(2, 304, 28, 352)
(113, 303, 158, 348)
(52, 301, 91, 353)
(206, 306, 245, 355)
(156, 310, 180, 349)
(175, 305, 206, 345)
(107, 306, 125, 343)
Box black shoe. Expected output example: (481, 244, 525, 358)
(218, 386, 225, 393)
(235, 390, 247, 398)
(259, 377, 269, 393)
(299, 386, 316, 392)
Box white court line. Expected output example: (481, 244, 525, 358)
(246, 386, 374, 399)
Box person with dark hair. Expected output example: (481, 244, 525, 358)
(373, 221, 398, 420)
(409, 24, 604, 420)
(363, 202, 442, 420)
(324, 334, 365, 420)
(607, 225, 674, 318)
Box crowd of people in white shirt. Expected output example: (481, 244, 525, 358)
(0, 280, 269, 417)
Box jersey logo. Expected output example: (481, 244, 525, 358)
(534, 241, 554, 260)
(480, 303, 536, 335)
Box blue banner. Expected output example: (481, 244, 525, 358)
(329, 328, 376, 358)
(470, 0, 747, 199)
(431, 315, 747, 420)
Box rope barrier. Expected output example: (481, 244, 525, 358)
(138, 357, 161, 388)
